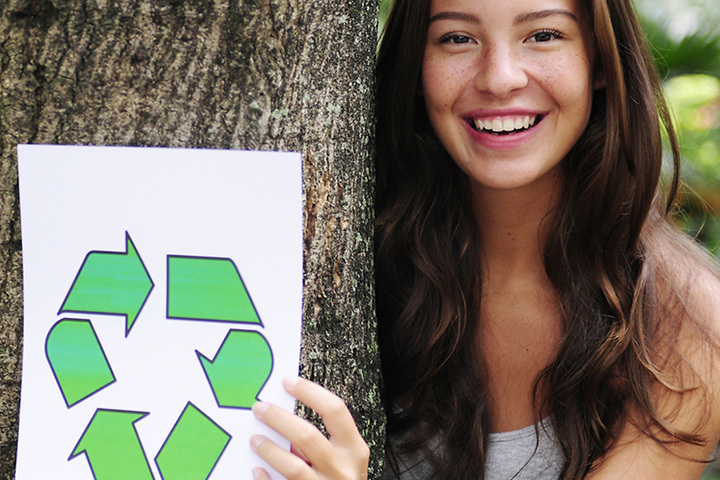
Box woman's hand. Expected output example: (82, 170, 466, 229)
(250, 377, 370, 480)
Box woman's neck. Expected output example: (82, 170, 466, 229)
(470, 176, 565, 432)
(470, 176, 561, 280)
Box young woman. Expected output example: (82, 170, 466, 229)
(249, 0, 720, 478)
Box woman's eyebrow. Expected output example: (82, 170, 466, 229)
(428, 11, 481, 24)
(514, 9, 578, 25)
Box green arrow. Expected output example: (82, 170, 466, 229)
(45, 319, 115, 407)
(59, 232, 154, 335)
(197, 330, 273, 409)
(166, 256, 261, 325)
(70, 409, 154, 480)
(155, 402, 230, 480)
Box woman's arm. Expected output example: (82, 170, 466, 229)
(250, 377, 370, 480)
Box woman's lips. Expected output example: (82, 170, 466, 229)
(463, 113, 547, 149)
(469, 114, 543, 134)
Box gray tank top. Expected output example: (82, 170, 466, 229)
(383, 420, 564, 480)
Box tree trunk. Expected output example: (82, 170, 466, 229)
(0, 0, 383, 478)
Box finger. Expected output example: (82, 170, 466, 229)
(252, 402, 333, 469)
(283, 377, 364, 447)
(250, 435, 316, 480)
(291, 443, 310, 464)
(252, 467, 270, 480)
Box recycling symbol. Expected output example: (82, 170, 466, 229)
(44, 232, 274, 479)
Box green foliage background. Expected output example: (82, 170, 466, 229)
(377, 0, 720, 258)
(636, 0, 720, 258)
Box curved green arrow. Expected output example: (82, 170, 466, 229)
(155, 403, 230, 480)
(45, 319, 115, 407)
(166, 256, 261, 325)
(197, 330, 273, 409)
(70, 409, 153, 480)
(59, 232, 154, 336)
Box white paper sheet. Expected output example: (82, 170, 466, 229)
(16, 144, 303, 480)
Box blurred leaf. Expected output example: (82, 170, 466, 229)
(378, 0, 391, 36)
(643, 22, 720, 79)
(664, 75, 720, 255)
(635, 0, 720, 79)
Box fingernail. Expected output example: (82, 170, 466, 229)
(250, 435, 264, 451)
(252, 467, 263, 480)
(282, 376, 299, 390)
(252, 402, 269, 417)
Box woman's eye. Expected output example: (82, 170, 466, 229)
(528, 29, 563, 42)
(439, 33, 473, 44)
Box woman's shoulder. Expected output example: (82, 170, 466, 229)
(664, 249, 720, 412)
(649, 224, 720, 386)
(587, 230, 720, 478)
(646, 227, 720, 449)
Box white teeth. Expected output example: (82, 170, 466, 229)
(473, 115, 539, 133)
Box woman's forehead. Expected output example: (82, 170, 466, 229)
(427, 0, 585, 18)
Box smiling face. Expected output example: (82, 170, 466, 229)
(422, 0, 602, 195)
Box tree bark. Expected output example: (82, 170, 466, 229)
(0, 0, 382, 477)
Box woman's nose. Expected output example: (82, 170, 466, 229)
(474, 44, 529, 98)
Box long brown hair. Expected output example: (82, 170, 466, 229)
(375, 0, 717, 478)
